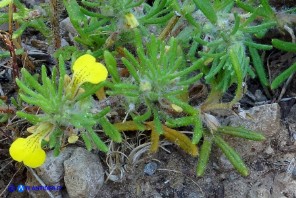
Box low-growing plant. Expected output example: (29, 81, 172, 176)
(3, 0, 295, 178)
(0, 0, 50, 40)
(60, 0, 174, 58)
(9, 54, 121, 168)
(104, 30, 266, 176)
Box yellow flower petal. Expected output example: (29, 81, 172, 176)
(171, 104, 183, 113)
(73, 54, 108, 86)
(124, 13, 139, 29)
(23, 144, 46, 168)
(68, 135, 79, 144)
(9, 133, 46, 168)
(9, 138, 29, 162)
(27, 126, 37, 133)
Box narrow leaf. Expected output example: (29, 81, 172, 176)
(218, 126, 266, 141)
(272, 39, 296, 52)
(196, 138, 212, 176)
(214, 135, 249, 176)
(193, 0, 217, 24)
(271, 62, 296, 89)
(87, 128, 108, 152)
(249, 47, 269, 87)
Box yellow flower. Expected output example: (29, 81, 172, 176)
(68, 54, 108, 98)
(171, 104, 183, 113)
(9, 122, 54, 168)
(72, 54, 108, 87)
(124, 13, 139, 29)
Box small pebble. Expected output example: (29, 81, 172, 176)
(255, 90, 267, 102)
(144, 162, 158, 176)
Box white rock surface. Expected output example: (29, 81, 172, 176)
(225, 103, 281, 159)
(64, 147, 104, 198)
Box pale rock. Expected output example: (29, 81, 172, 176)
(36, 147, 74, 185)
(64, 147, 104, 198)
(225, 103, 281, 159)
(26, 147, 74, 198)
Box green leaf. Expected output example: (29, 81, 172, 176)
(16, 78, 46, 101)
(49, 128, 62, 149)
(99, 117, 122, 142)
(141, 12, 174, 24)
(242, 22, 276, 33)
(248, 47, 269, 87)
(81, 132, 92, 151)
(139, 0, 167, 21)
(152, 108, 163, 134)
(104, 51, 120, 83)
(260, 0, 274, 17)
(168, 58, 205, 80)
(76, 81, 106, 101)
(214, 135, 249, 176)
(12, 23, 27, 39)
(125, 0, 144, 9)
(19, 93, 51, 113)
(42, 65, 56, 99)
(122, 57, 140, 82)
(230, 12, 240, 35)
(193, 0, 217, 24)
(87, 128, 108, 152)
(218, 126, 266, 141)
(134, 108, 151, 123)
(229, 45, 244, 102)
(94, 107, 110, 119)
(53, 139, 61, 157)
(177, 73, 204, 86)
(271, 62, 296, 89)
(0, 0, 11, 8)
(272, 39, 296, 52)
(16, 111, 42, 124)
(28, 19, 50, 38)
(21, 68, 45, 96)
(244, 41, 273, 50)
(114, 83, 138, 90)
(196, 138, 212, 176)
(192, 113, 203, 144)
(166, 96, 196, 115)
(166, 116, 195, 128)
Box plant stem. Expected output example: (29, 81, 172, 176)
(50, 0, 61, 50)
(159, 13, 181, 40)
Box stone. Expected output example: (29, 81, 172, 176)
(36, 147, 74, 185)
(144, 162, 158, 176)
(224, 103, 281, 159)
(254, 90, 267, 102)
(64, 147, 104, 198)
(264, 145, 274, 155)
(228, 103, 281, 137)
(26, 147, 74, 198)
(60, 17, 78, 36)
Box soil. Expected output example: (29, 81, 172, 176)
(1, 1, 296, 198)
